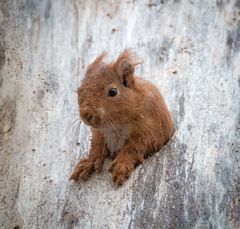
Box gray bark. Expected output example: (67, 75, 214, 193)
(0, 0, 240, 228)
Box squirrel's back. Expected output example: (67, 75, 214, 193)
(134, 77, 174, 147)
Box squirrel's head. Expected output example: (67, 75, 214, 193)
(77, 49, 142, 129)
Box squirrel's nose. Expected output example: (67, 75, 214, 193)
(81, 111, 94, 123)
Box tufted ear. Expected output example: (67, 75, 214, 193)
(86, 52, 106, 73)
(113, 49, 142, 87)
(92, 52, 106, 65)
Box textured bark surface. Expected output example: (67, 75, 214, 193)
(0, 0, 240, 228)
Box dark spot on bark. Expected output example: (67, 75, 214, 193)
(106, 13, 112, 18)
(36, 89, 45, 106)
(235, 0, 240, 8)
(0, 77, 3, 88)
(25, 0, 40, 18)
(87, 35, 93, 47)
(13, 226, 20, 229)
(147, 0, 167, 7)
(227, 33, 233, 49)
(39, 70, 58, 94)
(187, 124, 192, 131)
(0, 97, 16, 140)
(26, 0, 38, 11)
(216, 0, 223, 8)
(43, 79, 58, 92)
(238, 77, 240, 87)
(0, 43, 6, 71)
(60, 202, 80, 227)
(44, 0, 51, 20)
(226, 27, 240, 63)
(147, 3, 157, 7)
(154, 37, 173, 64)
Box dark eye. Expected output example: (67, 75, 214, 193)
(108, 88, 118, 97)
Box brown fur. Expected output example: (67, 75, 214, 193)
(70, 49, 174, 186)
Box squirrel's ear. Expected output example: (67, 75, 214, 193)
(86, 52, 106, 73)
(113, 49, 142, 87)
(92, 52, 106, 65)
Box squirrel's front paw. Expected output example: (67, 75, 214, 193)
(108, 158, 134, 186)
(70, 156, 103, 182)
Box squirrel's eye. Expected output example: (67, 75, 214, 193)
(108, 88, 118, 97)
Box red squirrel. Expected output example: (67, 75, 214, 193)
(70, 49, 174, 186)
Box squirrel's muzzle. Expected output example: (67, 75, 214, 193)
(83, 112, 94, 123)
(81, 109, 94, 123)
(80, 108, 101, 128)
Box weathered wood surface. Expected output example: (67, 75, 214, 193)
(0, 0, 240, 228)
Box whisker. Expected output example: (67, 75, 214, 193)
(103, 115, 121, 138)
(68, 118, 81, 130)
(101, 117, 118, 144)
(106, 116, 121, 138)
(58, 117, 81, 149)
(104, 111, 119, 126)
(61, 113, 79, 120)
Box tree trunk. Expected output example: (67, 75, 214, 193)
(0, 0, 240, 228)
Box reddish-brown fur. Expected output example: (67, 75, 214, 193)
(70, 49, 174, 186)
